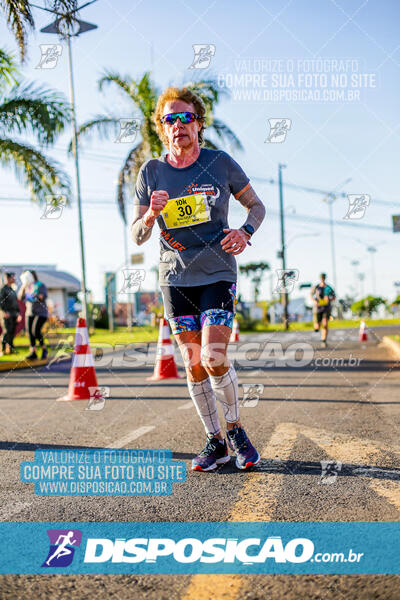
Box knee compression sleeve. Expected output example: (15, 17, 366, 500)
(209, 363, 239, 424)
(187, 376, 221, 436)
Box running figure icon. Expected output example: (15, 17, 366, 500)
(45, 531, 77, 566)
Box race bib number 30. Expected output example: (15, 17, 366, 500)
(161, 194, 211, 229)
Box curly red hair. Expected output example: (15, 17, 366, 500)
(154, 86, 206, 147)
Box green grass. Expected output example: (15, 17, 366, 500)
(0, 326, 159, 362)
(2, 319, 399, 363)
(240, 318, 400, 333)
(58, 326, 159, 345)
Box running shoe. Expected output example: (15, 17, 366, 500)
(321, 340, 328, 348)
(26, 351, 38, 361)
(41, 347, 48, 360)
(227, 427, 260, 470)
(192, 435, 230, 471)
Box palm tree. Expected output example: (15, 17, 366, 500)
(0, 48, 70, 201)
(0, 47, 18, 86)
(72, 71, 243, 223)
(0, 0, 77, 61)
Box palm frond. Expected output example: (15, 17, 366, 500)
(98, 71, 135, 99)
(208, 118, 243, 152)
(203, 138, 219, 150)
(0, 137, 71, 202)
(69, 115, 122, 152)
(184, 78, 229, 108)
(183, 79, 240, 150)
(0, 82, 70, 145)
(46, 0, 78, 13)
(135, 72, 158, 117)
(0, 48, 19, 89)
(0, 0, 34, 61)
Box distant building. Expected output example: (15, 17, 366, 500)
(1, 264, 80, 325)
(269, 297, 313, 323)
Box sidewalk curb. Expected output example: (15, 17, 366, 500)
(381, 336, 400, 360)
(0, 358, 50, 372)
(0, 344, 118, 373)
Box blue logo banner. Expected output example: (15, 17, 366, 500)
(0, 522, 399, 574)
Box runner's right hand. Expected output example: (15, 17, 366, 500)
(148, 190, 169, 218)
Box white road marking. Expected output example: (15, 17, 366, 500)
(108, 425, 155, 449)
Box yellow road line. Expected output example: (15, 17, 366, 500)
(181, 422, 400, 600)
(369, 481, 400, 512)
(292, 423, 400, 462)
(180, 423, 297, 600)
(181, 575, 243, 600)
(296, 423, 400, 516)
(228, 423, 297, 522)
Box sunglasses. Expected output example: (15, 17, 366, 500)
(160, 112, 200, 125)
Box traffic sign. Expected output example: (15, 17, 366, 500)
(131, 253, 144, 265)
(392, 215, 400, 232)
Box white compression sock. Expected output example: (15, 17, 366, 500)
(209, 363, 239, 424)
(187, 377, 221, 436)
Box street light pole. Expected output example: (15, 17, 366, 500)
(278, 163, 289, 330)
(123, 222, 134, 329)
(37, 1, 98, 325)
(367, 246, 377, 295)
(322, 178, 351, 298)
(66, 34, 88, 322)
(327, 198, 337, 293)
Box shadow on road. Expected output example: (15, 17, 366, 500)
(216, 457, 400, 480)
(2, 443, 399, 482)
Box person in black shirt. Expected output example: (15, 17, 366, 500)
(18, 270, 49, 360)
(311, 273, 336, 348)
(0, 272, 22, 355)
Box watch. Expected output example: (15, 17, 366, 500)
(241, 224, 255, 238)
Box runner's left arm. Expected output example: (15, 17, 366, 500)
(234, 183, 266, 233)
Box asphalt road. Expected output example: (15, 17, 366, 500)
(0, 325, 399, 599)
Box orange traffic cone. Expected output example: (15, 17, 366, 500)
(147, 318, 181, 380)
(230, 319, 240, 342)
(359, 320, 368, 341)
(57, 317, 99, 401)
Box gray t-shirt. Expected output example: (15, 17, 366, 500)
(134, 148, 250, 286)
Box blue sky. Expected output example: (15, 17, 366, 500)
(1, 0, 399, 302)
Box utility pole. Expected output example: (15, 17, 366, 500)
(67, 34, 88, 322)
(106, 272, 115, 332)
(37, 1, 98, 324)
(322, 178, 352, 297)
(123, 222, 134, 329)
(278, 163, 289, 330)
(367, 246, 377, 295)
(327, 197, 337, 293)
